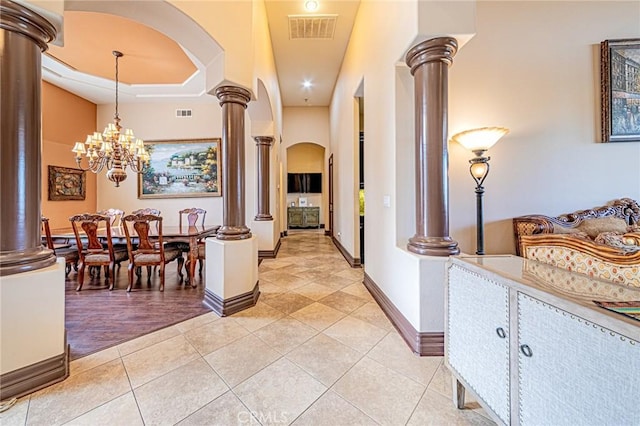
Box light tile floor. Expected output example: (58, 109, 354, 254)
(1, 232, 495, 426)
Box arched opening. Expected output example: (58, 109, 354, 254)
(44, 0, 224, 98)
(285, 142, 326, 231)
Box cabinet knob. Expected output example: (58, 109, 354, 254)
(520, 344, 533, 357)
(496, 327, 507, 339)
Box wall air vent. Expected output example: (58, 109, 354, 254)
(176, 109, 192, 118)
(288, 14, 337, 40)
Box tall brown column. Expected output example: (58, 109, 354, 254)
(254, 136, 273, 221)
(215, 85, 252, 240)
(405, 37, 460, 256)
(0, 0, 57, 276)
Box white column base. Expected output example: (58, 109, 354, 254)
(1, 258, 66, 374)
(251, 219, 279, 256)
(204, 236, 259, 316)
(0, 258, 68, 399)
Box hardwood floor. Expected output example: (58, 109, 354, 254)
(65, 262, 210, 360)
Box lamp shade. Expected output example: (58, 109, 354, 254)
(451, 127, 509, 152)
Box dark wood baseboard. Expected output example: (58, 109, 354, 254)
(331, 236, 361, 268)
(0, 335, 69, 400)
(324, 230, 331, 236)
(258, 237, 281, 259)
(203, 282, 260, 317)
(363, 272, 443, 356)
(281, 231, 287, 237)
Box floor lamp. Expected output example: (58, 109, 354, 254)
(451, 127, 509, 255)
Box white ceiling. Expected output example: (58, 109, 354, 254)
(264, 0, 360, 107)
(41, 1, 361, 108)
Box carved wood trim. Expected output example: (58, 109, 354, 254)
(513, 198, 640, 255)
(521, 234, 640, 265)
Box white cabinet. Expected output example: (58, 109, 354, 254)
(446, 256, 640, 426)
(517, 293, 640, 426)
(447, 265, 510, 424)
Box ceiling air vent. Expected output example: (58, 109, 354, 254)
(288, 14, 337, 40)
(176, 109, 192, 118)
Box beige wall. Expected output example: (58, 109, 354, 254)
(330, 0, 424, 325)
(96, 101, 225, 227)
(282, 107, 330, 227)
(169, 0, 253, 90)
(448, 1, 640, 254)
(41, 82, 97, 229)
(287, 143, 324, 173)
(330, 0, 640, 332)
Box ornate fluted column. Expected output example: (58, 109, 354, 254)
(215, 85, 252, 240)
(254, 136, 273, 221)
(0, 0, 57, 276)
(405, 37, 460, 256)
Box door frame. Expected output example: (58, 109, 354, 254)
(328, 154, 334, 237)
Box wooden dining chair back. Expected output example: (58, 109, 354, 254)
(176, 208, 207, 280)
(42, 216, 79, 276)
(97, 208, 125, 227)
(131, 208, 161, 216)
(96, 208, 128, 270)
(122, 213, 184, 292)
(179, 208, 207, 228)
(69, 213, 127, 291)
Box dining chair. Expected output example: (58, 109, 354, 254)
(96, 208, 127, 270)
(122, 212, 184, 292)
(177, 207, 207, 280)
(41, 216, 79, 276)
(179, 207, 207, 228)
(97, 208, 125, 227)
(132, 208, 161, 216)
(69, 213, 128, 291)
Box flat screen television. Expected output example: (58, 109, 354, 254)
(287, 173, 322, 193)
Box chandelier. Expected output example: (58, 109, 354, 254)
(72, 51, 149, 187)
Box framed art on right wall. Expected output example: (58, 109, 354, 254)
(601, 38, 640, 142)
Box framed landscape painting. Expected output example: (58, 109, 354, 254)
(138, 138, 221, 199)
(601, 38, 640, 142)
(48, 165, 86, 201)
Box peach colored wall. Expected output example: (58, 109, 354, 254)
(41, 82, 97, 229)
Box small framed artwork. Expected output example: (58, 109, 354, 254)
(298, 197, 308, 207)
(48, 165, 86, 201)
(138, 138, 221, 198)
(601, 38, 640, 142)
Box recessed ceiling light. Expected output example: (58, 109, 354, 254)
(303, 80, 312, 88)
(304, 0, 319, 12)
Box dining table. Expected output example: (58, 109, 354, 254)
(50, 223, 219, 285)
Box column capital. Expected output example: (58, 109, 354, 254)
(254, 136, 274, 147)
(405, 37, 458, 75)
(215, 85, 251, 108)
(0, 0, 56, 52)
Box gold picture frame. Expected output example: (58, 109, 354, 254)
(48, 165, 86, 201)
(601, 38, 640, 142)
(138, 138, 221, 199)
